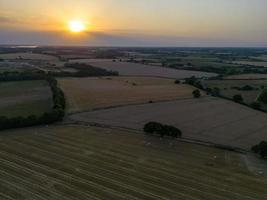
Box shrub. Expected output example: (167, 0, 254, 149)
(144, 122, 163, 134)
(233, 94, 243, 103)
(250, 102, 261, 109)
(241, 85, 254, 91)
(251, 141, 267, 158)
(174, 80, 180, 84)
(162, 125, 182, 138)
(258, 90, 267, 104)
(212, 87, 220, 97)
(192, 89, 201, 98)
(184, 76, 197, 85)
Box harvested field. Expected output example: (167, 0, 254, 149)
(0, 80, 53, 117)
(203, 79, 267, 104)
(0, 124, 266, 200)
(225, 74, 267, 80)
(59, 76, 202, 113)
(71, 97, 267, 149)
(70, 59, 217, 79)
(0, 53, 59, 61)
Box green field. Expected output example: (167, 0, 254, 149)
(0, 125, 266, 200)
(203, 79, 267, 105)
(0, 80, 53, 118)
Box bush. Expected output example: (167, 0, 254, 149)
(251, 141, 267, 158)
(144, 122, 182, 138)
(174, 80, 180, 84)
(233, 94, 243, 103)
(184, 76, 197, 85)
(212, 87, 221, 97)
(162, 125, 182, 138)
(144, 122, 163, 134)
(192, 90, 201, 98)
(241, 85, 254, 91)
(258, 90, 267, 104)
(250, 102, 261, 109)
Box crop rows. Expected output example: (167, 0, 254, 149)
(0, 125, 266, 200)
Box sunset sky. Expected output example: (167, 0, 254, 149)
(0, 0, 267, 47)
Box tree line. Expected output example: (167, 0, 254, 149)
(0, 76, 66, 130)
(0, 63, 118, 82)
(49, 63, 118, 77)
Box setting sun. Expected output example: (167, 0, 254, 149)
(68, 20, 86, 33)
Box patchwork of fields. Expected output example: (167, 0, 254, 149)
(70, 59, 217, 79)
(59, 77, 202, 113)
(71, 97, 267, 149)
(225, 74, 267, 80)
(0, 80, 53, 117)
(203, 79, 267, 104)
(232, 61, 267, 67)
(1, 48, 267, 199)
(0, 53, 58, 61)
(0, 125, 266, 200)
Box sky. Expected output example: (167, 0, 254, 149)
(0, 0, 267, 47)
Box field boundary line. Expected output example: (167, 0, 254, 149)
(66, 119, 247, 153)
(66, 96, 211, 115)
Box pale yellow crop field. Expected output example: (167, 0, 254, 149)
(59, 76, 201, 113)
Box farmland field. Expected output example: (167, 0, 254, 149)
(70, 59, 217, 79)
(203, 80, 267, 104)
(0, 80, 53, 117)
(225, 74, 267, 80)
(59, 76, 202, 113)
(0, 124, 266, 200)
(0, 53, 59, 61)
(232, 61, 267, 67)
(71, 97, 267, 149)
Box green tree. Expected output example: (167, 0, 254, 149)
(144, 122, 182, 138)
(174, 80, 180, 84)
(144, 122, 163, 134)
(233, 94, 243, 103)
(258, 90, 267, 104)
(212, 87, 221, 97)
(252, 141, 267, 158)
(250, 102, 261, 110)
(192, 90, 201, 98)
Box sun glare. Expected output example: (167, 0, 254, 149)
(68, 20, 86, 33)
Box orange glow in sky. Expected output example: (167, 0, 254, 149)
(68, 20, 87, 33)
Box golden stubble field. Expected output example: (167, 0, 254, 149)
(0, 124, 266, 200)
(59, 76, 203, 113)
